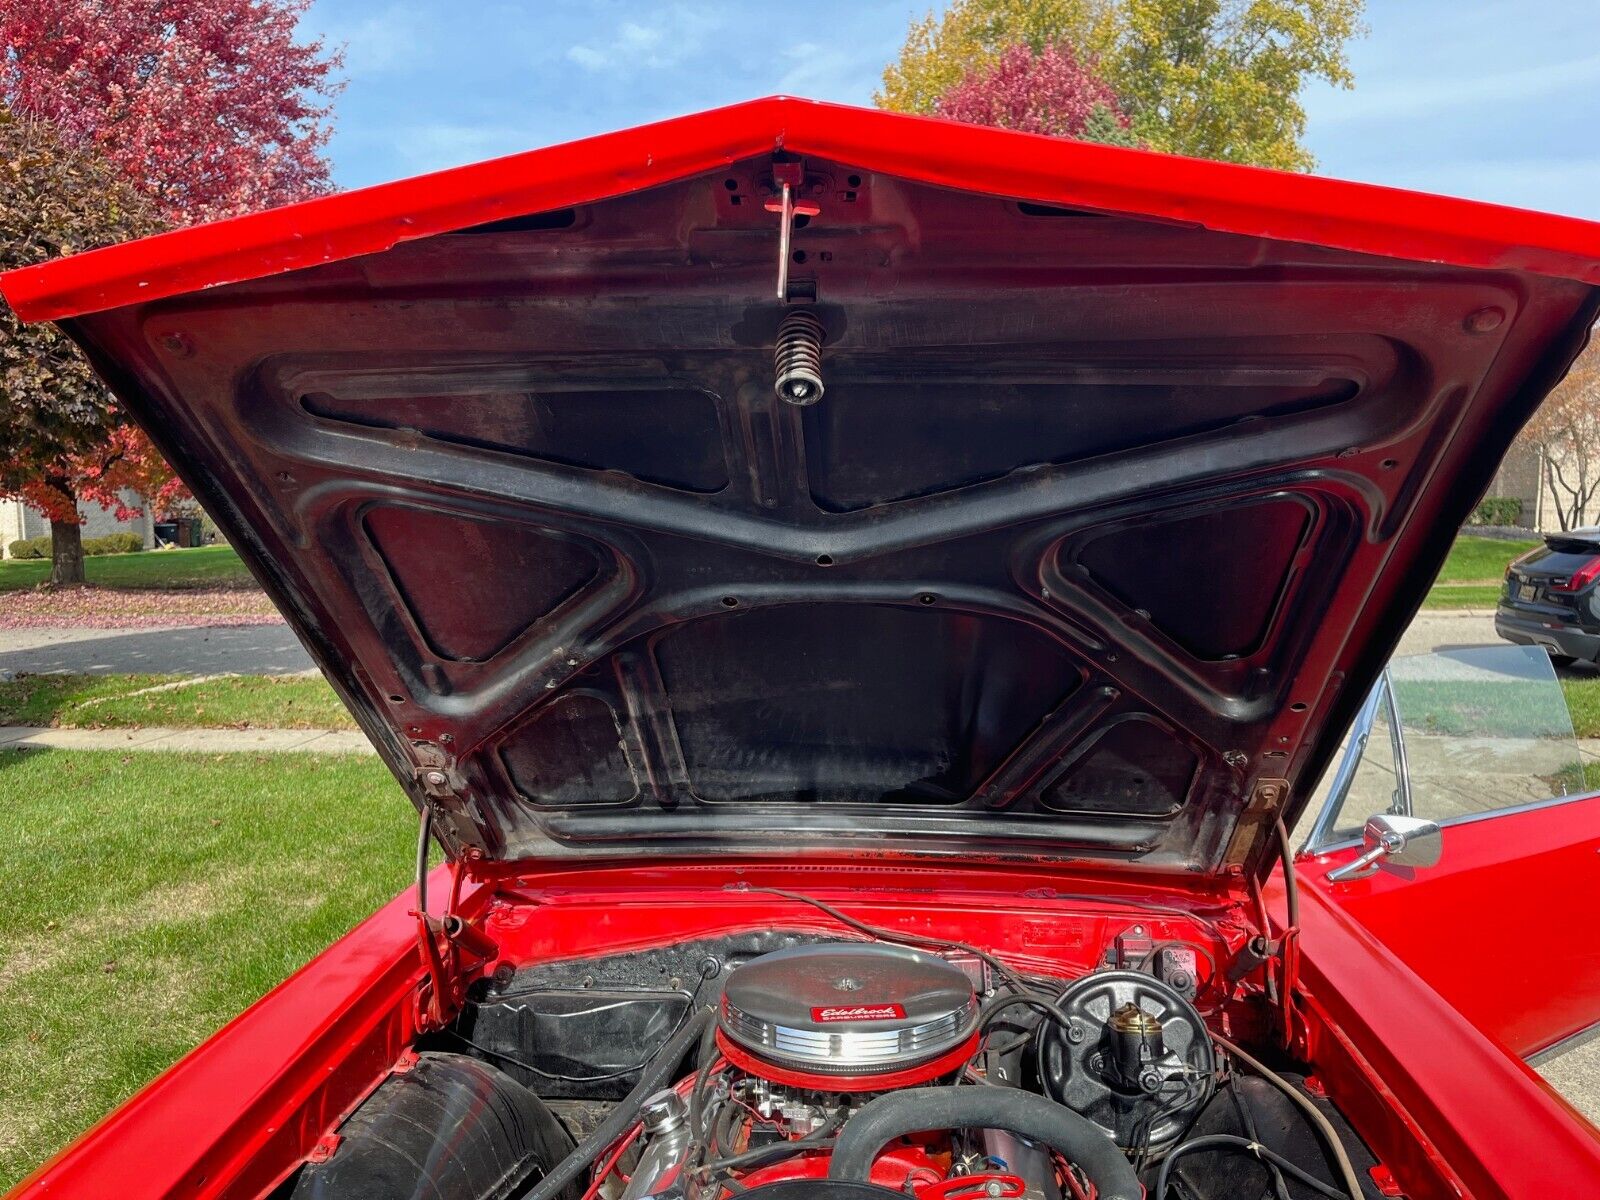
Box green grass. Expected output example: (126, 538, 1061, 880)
(1562, 677, 1600, 738)
(0, 544, 253, 593)
(0, 748, 412, 1189)
(1365, 670, 1600, 738)
(1436, 533, 1540, 583)
(1422, 534, 1541, 609)
(0, 673, 355, 731)
(1420, 583, 1506, 610)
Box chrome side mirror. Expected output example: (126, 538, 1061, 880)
(1326, 813, 1442, 882)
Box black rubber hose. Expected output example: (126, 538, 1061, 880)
(1154, 1134, 1348, 1200)
(520, 1005, 716, 1200)
(826, 1087, 1140, 1200)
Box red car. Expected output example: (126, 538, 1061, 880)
(4, 97, 1600, 1200)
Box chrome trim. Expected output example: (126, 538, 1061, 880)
(720, 995, 978, 1075)
(1310, 787, 1600, 856)
(1325, 813, 1440, 882)
(1383, 674, 1413, 818)
(1302, 679, 1383, 851)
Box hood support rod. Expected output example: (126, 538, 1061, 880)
(764, 158, 819, 302)
(410, 806, 499, 1031)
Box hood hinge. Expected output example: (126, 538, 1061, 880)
(1223, 776, 1289, 867)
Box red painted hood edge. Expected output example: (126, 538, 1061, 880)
(4, 94, 1600, 324)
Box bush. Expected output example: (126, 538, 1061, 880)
(1469, 498, 1523, 527)
(7, 536, 50, 559)
(82, 532, 145, 556)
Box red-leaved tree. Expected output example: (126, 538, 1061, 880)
(0, 0, 342, 225)
(7, 429, 191, 530)
(0, 0, 341, 583)
(936, 41, 1139, 147)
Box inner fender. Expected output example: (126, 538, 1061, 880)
(289, 1052, 580, 1200)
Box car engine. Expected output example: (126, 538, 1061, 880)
(289, 917, 1377, 1200)
(622, 942, 1185, 1199)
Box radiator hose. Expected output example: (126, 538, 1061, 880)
(522, 1005, 716, 1200)
(826, 1087, 1141, 1200)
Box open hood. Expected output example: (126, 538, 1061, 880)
(7, 97, 1600, 884)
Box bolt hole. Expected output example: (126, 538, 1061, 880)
(1380, 458, 1399, 470)
(724, 178, 738, 191)
(792, 250, 808, 264)
(388, 694, 405, 704)
(815, 553, 834, 567)
(847, 174, 862, 187)
(1290, 702, 1307, 713)
(720, 595, 739, 608)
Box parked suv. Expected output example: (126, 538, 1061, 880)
(1496, 529, 1600, 664)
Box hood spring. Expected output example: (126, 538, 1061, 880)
(774, 310, 826, 405)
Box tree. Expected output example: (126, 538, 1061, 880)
(0, 0, 342, 224)
(936, 41, 1140, 146)
(0, 0, 341, 582)
(878, 0, 1366, 170)
(1520, 340, 1600, 532)
(0, 111, 167, 583)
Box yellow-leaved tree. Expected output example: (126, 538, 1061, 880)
(878, 0, 1366, 171)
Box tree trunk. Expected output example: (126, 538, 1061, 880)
(49, 517, 85, 586)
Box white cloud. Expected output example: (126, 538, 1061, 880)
(312, 3, 430, 76)
(774, 40, 887, 103)
(566, 6, 719, 73)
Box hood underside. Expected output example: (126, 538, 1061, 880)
(8, 98, 1599, 883)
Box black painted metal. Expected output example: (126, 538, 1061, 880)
(57, 154, 1600, 880)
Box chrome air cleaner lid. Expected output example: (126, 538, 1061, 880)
(719, 944, 979, 1077)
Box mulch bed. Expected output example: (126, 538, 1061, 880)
(0, 586, 285, 629)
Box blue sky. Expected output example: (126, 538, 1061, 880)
(303, 0, 1600, 219)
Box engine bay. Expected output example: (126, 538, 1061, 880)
(285, 886, 1383, 1200)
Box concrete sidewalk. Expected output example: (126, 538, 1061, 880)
(0, 725, 374, 755)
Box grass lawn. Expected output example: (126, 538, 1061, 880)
(0, 544, 254, 593)
(0, 673, 354, 731)
(1562, 676, 1600, 739)
(1420, 583, 1505, 610)
(0, 747, 412, 1189)
(1435, 532, 1540, 583)
(1421, 533, 1540, 609)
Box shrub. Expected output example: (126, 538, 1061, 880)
(1469, 498, 1523, 527)
(82, 532, 145, 555)
(7, 536, 50, 559)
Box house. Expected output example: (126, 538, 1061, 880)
(0, 491, 156, 557)
(1487, 442, 1600, 532)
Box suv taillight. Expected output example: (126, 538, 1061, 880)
(1550, 556, 1600, 592)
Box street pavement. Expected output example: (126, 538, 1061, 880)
(0, 623, 313, 676)
(1394, 609, 1500, 657)
(0, 609, 1509, 678)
